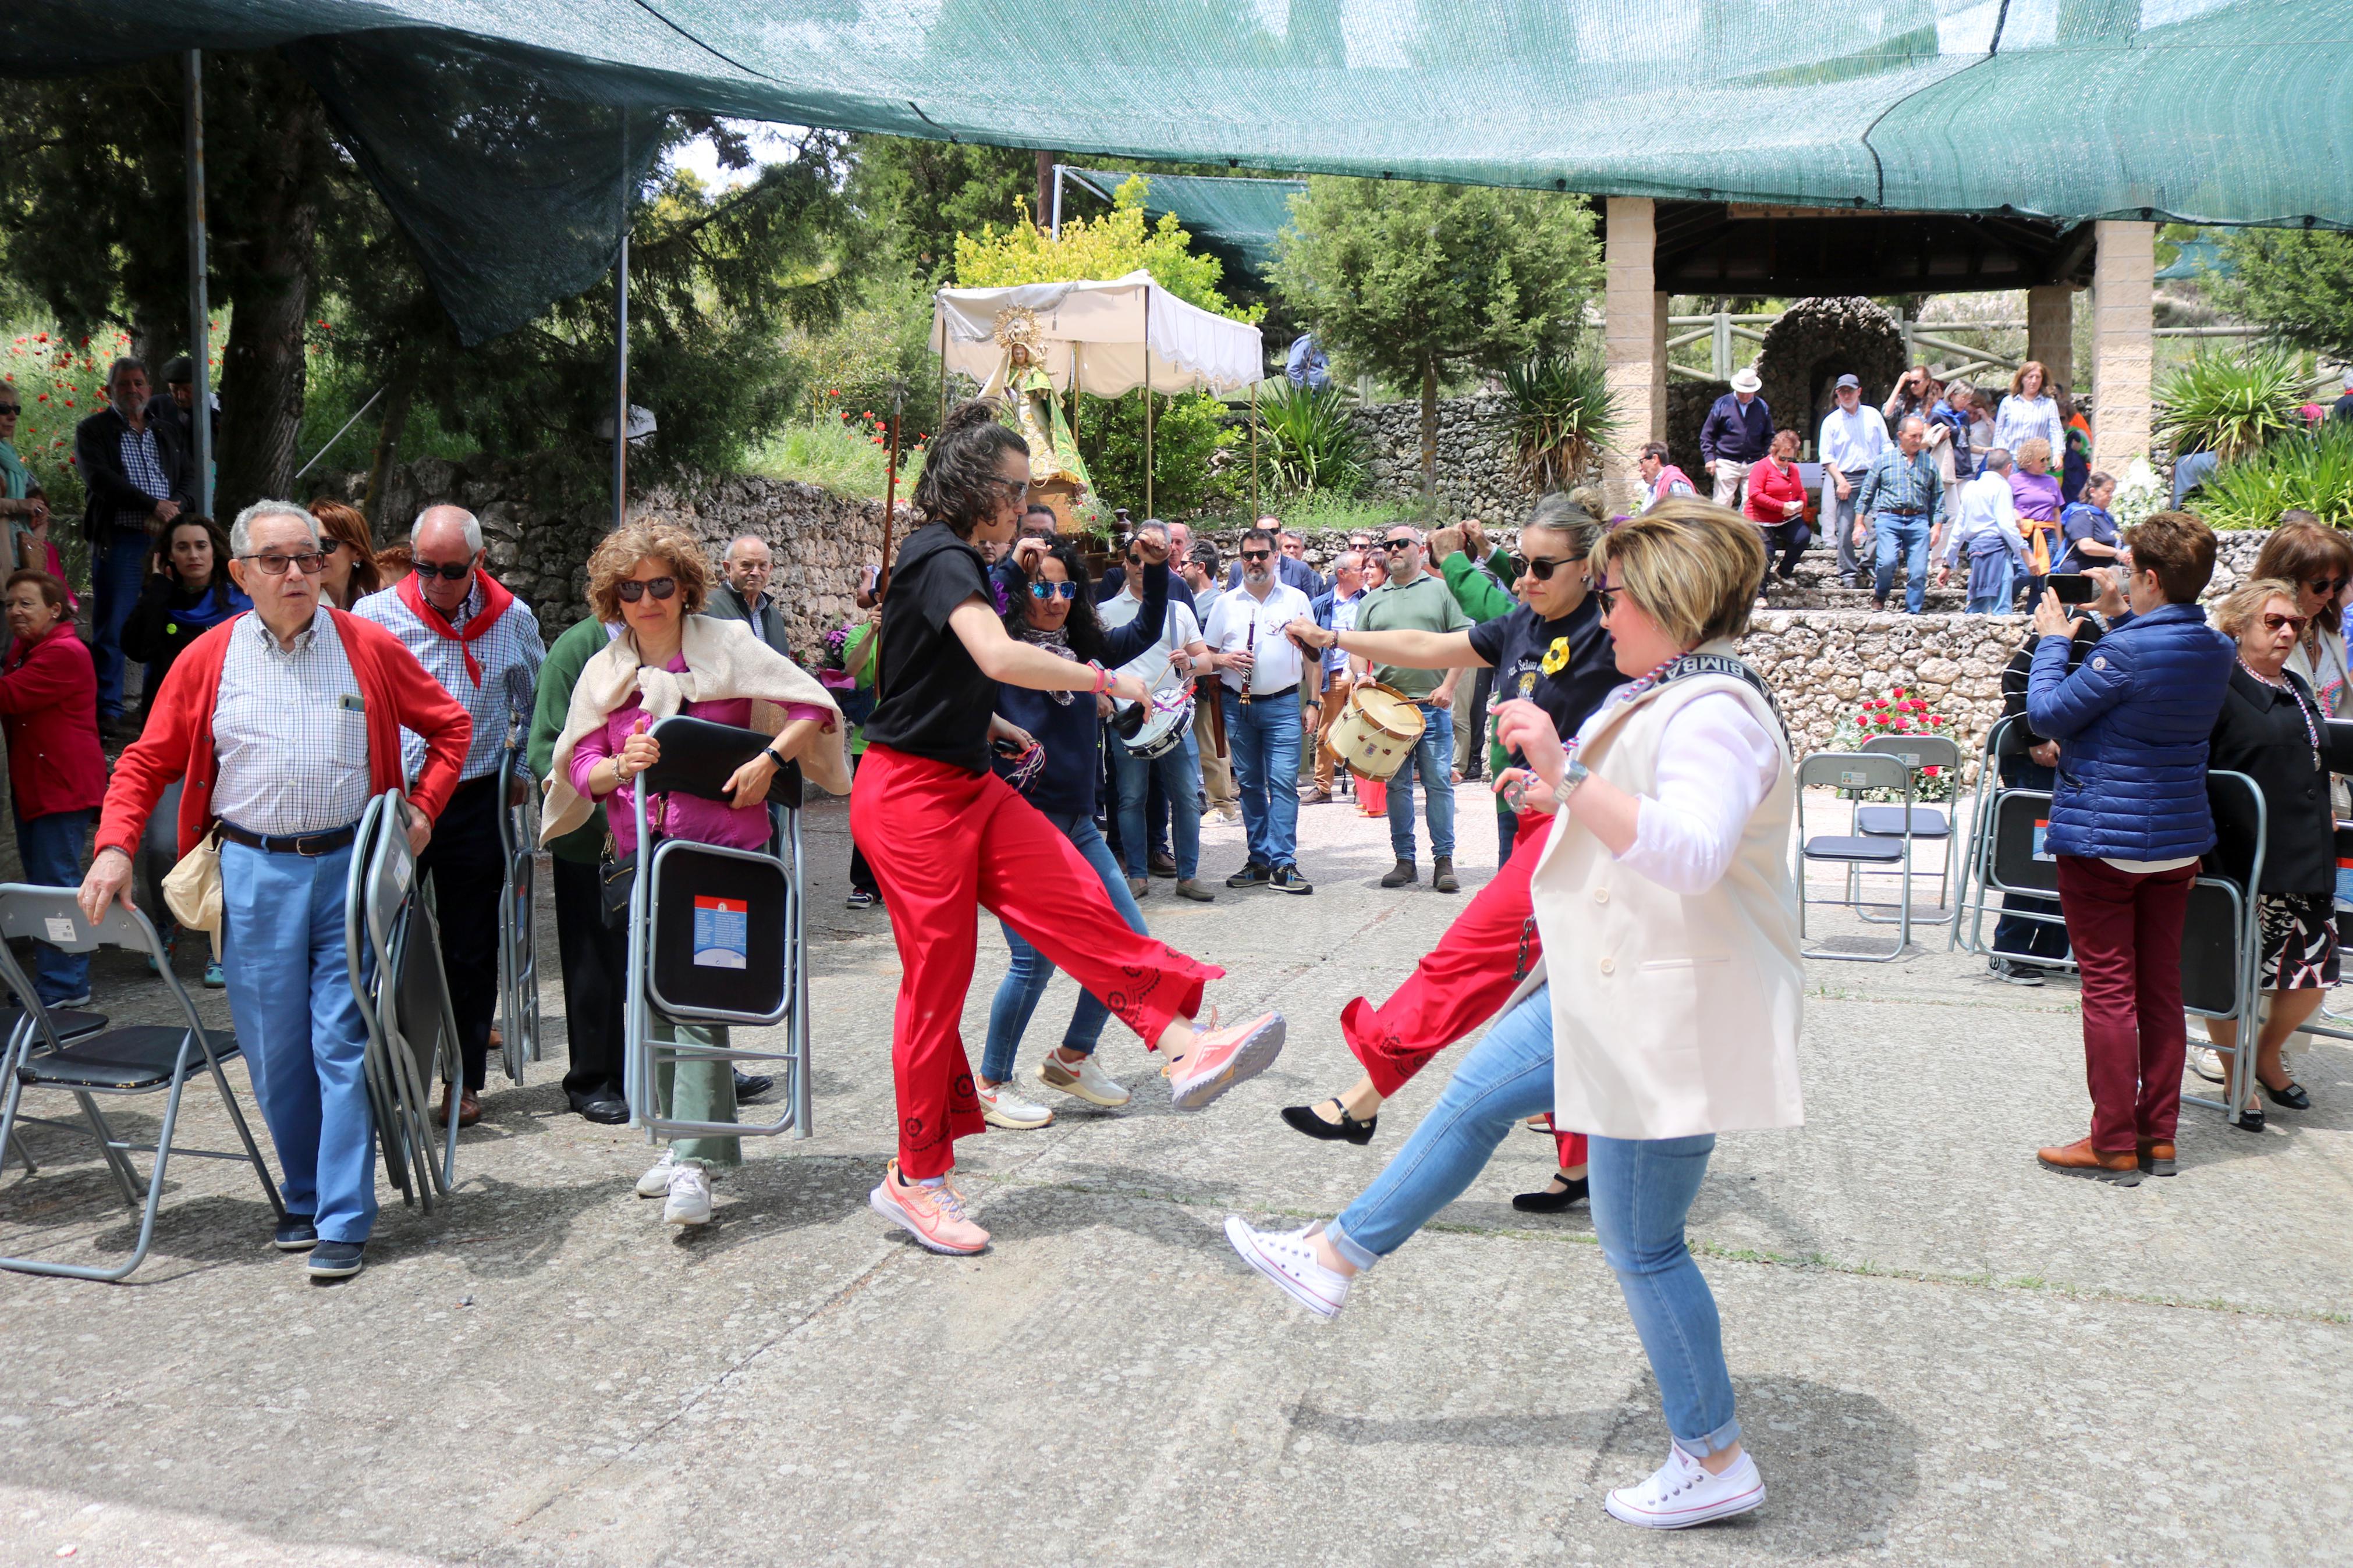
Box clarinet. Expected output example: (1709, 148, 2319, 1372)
(1239, 614, 1257, 707)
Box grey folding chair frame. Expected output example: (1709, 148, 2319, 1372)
(1795, 751, 1918, 962)
(2180, 771, 2268, 1126)
(0, 886, 283, 1283)
(1950, 716, 2078, 973)
(622, 716, 814, 1144)
(1856, 733, 1963, 925)
(495, 721, 544, 1080)
(344, 791, 460, 1210)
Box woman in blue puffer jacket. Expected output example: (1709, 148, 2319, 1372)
(2024, 510, 2234, 1186)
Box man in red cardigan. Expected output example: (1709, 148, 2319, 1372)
(78, 501, 470, 1281)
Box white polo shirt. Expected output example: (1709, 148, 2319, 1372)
(1202, 581, 1316, 696)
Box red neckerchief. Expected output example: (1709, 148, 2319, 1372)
(397, 567, 514, 687)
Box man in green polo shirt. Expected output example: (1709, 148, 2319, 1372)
(1353, 524, 1471, 893)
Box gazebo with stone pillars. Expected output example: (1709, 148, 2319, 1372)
(1598, 199, 2152, 515)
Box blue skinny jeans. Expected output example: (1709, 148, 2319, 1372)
(981, 809, 1147, 1083)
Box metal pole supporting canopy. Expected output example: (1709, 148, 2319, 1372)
(183, 50, 212, 518)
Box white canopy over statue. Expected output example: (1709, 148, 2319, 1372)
(932, 271, 1265, 398)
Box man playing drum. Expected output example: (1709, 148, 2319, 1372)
(1280, 495, 1628, 1209)
(1100, 522, 1215, 903)
(1353, 525, 1474, 893)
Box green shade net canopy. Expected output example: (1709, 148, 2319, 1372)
(5, 0, 2348, 342)
(1063, 169, 1305, 279)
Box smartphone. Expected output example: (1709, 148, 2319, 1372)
(2047, 573, 2100, 606)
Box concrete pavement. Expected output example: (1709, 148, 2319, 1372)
(1, 784, 2348, 1566)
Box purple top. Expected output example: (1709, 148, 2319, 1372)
(571, 651, 829, 855)
(2008, 469, 2064, 523)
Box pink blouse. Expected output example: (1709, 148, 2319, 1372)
(571, 652, 829, 855)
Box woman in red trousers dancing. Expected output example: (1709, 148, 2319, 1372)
(1280, 495, 1624, 1209)
(851, 398, 1286, 1256)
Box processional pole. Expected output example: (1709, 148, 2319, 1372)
(611, 120, 631, 534)
(183, 51, 212, 517)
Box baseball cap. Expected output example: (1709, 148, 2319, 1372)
(1835, 373, 1861, 390)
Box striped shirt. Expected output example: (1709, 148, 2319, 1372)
(212, 608, 372, 835)
(354, 578, 545, 782)
(116, 423, 171, 532)
(1855, 446, 1942, 521)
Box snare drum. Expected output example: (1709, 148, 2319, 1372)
(1117, 689, 1195, 760)
(1326, 682, 1426, 781)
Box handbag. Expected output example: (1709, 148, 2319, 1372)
(161, 822, 224, 936)
(597, 844, 636, 929)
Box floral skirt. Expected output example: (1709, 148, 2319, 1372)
(2258, 892, 2340, 991)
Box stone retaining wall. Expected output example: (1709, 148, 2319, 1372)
(1346, 395, 1535, 521)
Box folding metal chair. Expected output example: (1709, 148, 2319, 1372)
(1795, 751, 1917, 961)
(495, 668, 544, 1080)
(344, 791, 462, 1211)
(2181, 771, 2267, 1125)
(1856, 733, 1962, 920)
(1950, 716, 2078, 971)
(0, 886, 283, 1282)
(623, 714, 812, 1143)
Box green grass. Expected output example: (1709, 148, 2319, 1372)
(1195, 493, 1425, 536)
(740, 415, 925, 500)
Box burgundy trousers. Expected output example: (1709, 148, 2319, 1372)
(2055, 854, 2199, 1153)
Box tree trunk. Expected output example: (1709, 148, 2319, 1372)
(1419, 358, 1439, 505)
(1035, 149, 1056, 232)
(360, 351, 418, 531)
(212, 90, 325, 517)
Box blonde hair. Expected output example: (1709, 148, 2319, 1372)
(2212, 577, 2304, 639)
(1592, 499, 1766, 649)
(2015, 436, 2053, 468)
(586, 516, 712, 622)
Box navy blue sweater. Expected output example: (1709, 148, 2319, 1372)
(994, 560, 1170, 819)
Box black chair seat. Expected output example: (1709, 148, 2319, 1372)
(1856, 805, 1949, 838)
(16, 1027, 239, 1091)
(1803, 835, 1907, 863)
(2, 1005, 108, 1043)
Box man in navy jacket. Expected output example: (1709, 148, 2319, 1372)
(2024, 510, 2234, 1185)
(1698, 367, 1774, 510)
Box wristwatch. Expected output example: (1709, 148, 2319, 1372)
(1560, 757, 1592, 798)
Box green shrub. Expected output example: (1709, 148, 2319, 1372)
(1503, 353, 1620, 491)
(2196, 425, 2353, 530)
(1252, 381, 1364, 495)
(1075, 390, 1235, 522)
(2153, 346, 2309, 462)
(743, 414, 926, 500)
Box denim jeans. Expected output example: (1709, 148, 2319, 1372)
(91, 528, 152, 716)
(1222, 688, 1302, 871)
(1387, 703, 1456, 861)
(1326, 987, 1739, 1455)
(1111, 730, 1199, 880)
(982, 810, 1147, 1081)
(15, 809, 92, 1002)
(1873, 513, 1932, 613)
(1496, 799, 1518, 867)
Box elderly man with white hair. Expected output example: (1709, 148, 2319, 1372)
(354, 503, 546, 1127)
(81, 499, 471, 1279)
(705, 534, 793, 656)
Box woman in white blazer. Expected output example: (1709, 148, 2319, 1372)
(1226, 501, 1803, 1532)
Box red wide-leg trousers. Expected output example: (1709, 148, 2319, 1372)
(1341, 808, 1588, 1170)
(850, 745, 1224, 1178)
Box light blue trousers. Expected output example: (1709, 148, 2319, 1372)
(219, 840, 377, 1243)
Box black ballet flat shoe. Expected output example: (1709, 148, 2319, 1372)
(2262, 1079, 2312, 1111)
(1280, 1098, 1378, 1146)
(1513, 1174, 1590, 1213)
(2230, 1105, 2267, 1133)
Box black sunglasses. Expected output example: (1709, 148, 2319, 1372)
(414, 559, 474, 582)
(1241, 548, 1272, 561)
(2309, 577, 2349, 598)
(1380, 538, 1416, 552)
(616, 576, 677, 603)
(1514, 553, 1585, 582)
(1593, 575, 1623, 616)
(0, 404, 19, 416)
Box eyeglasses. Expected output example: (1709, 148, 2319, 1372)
(1593, 575, 1622, 616)
(2263, 611, 2313, 634)
(237, 551, 327, 577)
(615, 576, 677, 603)
(318, 538, 347, 554)
(413, 559, 474, 582)
(989, 477, 1032, 504)
(1515, 554, 1584, 582)
(2308, 577, 2348, 598)
(1029, 580, 1078, 600)
(1240, 549, 1272, 562)
(1380, 538, 1416, 552)
(0, 404, 19, 417)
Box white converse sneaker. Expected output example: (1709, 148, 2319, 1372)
(1603, 1444, 1765, 1530)
(662, 1162, 713, 1226)
(977, 1079, 1055, 1129)
(1223, 1217, 1351, 1318)
(1036, 1051, 1132, 1107)
(635, 1148, 679, 1197)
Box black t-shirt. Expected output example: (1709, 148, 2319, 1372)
(864, 522, 1000, 773)
(1466, 595, 1627, 765)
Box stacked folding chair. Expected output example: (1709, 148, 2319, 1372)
(2180, 771, 2268, 1126)
(495, 669, 544, 1082)
(343, 791, 463, 1211)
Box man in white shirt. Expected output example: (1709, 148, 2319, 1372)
(1818, 373, 1891, 589)
(1101, 524, 1215, 902)
(1937, 446, 2031, 613)
(1203, 527, 1322, 893)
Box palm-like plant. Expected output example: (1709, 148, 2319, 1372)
(1255, 382, 1364, 494)
(2153, 346, 2309, 463)
(2195, 424, 2353, 529)
(1504, 354, 1621, 491)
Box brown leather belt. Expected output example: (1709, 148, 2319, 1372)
(216, 820, 360, 856)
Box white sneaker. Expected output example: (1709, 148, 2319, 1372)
(1036, 1051, 1132, 1107)
(1603, 1445, 1765, 1530)
(1223, 1217, 1351, 1318)
(662, 1162, 713, 1226)
(636, 1149, 679, 1198)
(977, 1079, 1055, 1129)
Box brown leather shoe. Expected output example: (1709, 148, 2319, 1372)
(2036, 1136, 2141, 1185)
(2136, 1137, 2177, 1177)
(438, 1085, 482, 1128)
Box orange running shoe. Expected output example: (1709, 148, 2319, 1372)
(1165, 1010, 1287, 1111)
(868, 1160, 991, 1254)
